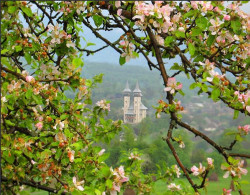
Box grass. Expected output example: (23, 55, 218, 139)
(152, 167, 250, 195)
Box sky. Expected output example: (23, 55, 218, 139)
(28, 1, 250, 68)
(82, 1, 250, 67)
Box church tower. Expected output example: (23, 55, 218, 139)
(123, 81, 131, 123)
(133, 81, 142, 123)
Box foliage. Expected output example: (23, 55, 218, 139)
(1, 1, 250, 195)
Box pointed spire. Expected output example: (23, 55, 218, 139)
(123, 80, 131, 93)
(133, 81, 142, 93)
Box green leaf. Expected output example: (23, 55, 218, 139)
(191, 28, 202, 36)
(183, 10, 196, 19)
(211, 87, 220, 100)
(170, 63, 184, 71)
(207, 35, 215, 47)
(196, 17, 208, 30)
(5, 120, 15, 126)
(60, 114, 68, 120)
(231, 20, 241, 34)
(15, 46, 22, 52)
(3, 151, 15, 164)
(24, 53, 31, 64)
(106, 179, 113, 188)
(1, 49, 9, 54)
(99, 166, 111, 178)
(21, 7, 33, 17)
(95, 189, 101, 195)
(87, 42, 96, 47)
(175, 31, 185, 38)
(190, 83, 198, 90)
(233, 110, 239, 119)
(25, 89, 33, 99)
(188, 43, 195, 56)
(228, 156, 235, 164)
(119, 56, 126, 65)
(19, 191, 31, 195)
(164, 36, 174, 46)
(72, 58, 84, 68)
(72, 190, 82, 195)
(8, 6, 17, 14)
(201, 84, 208, 92)
(93, 15, 103, 27)
(70, 141, 83, 151)
(235, 134, 243, 142)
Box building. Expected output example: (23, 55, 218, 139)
(123, 81, 148, 124)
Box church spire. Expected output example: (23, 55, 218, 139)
(133, 81, 142, 96)
(123, 80, 131, 93)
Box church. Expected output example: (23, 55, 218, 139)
(123, 81, 148, 124)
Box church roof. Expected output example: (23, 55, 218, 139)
(133, 81, 142, 93)
(123, 81, 131, 93)
(126, 104, 135, 115)
(140, 103, 148, 110)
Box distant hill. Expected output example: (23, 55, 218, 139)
(80, 62, 250, 135)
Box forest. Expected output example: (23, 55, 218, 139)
(1, 1, 250, 195)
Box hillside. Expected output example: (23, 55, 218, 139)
(81, 62, 249, 133)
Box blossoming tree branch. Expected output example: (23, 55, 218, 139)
(1, 1, 249, 195)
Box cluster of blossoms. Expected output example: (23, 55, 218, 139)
(221, 160, 248, 179)
(72, 176, 84, 191)
(238, 125, 250, 135)
(128, 152, 141, 160)
(164, 77, 183, 94)
(234, 91, 250, 113)
(223, 188, 232, 195)
(191, 158, 214, 176)
(199, 59, 222, 82)
(173, 165, 181, 178)
(191, 163, 205, 176)
(67, 148, 75, 163)
(55, 132, 68, 148)
(38, 64, 61, 80)
(119, 39, 137, 63)
(167, 183, 181, 191)
(47, 24, 75, 50)
(132, 1, 174, 33)
(110, 166, 129, 195)
(190, 1, 213, 12)
(96, 99, 110, 111)
(59, 1, 86, 15)
(178, 140, 185, 149)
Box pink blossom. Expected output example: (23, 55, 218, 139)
(110, 166, 129, 195)
(98, 149, 106, 156)
(209, 18, 223, 35)
(214, 7, 220, 12)
(73, 176, 84, 191)
(238, 125, 250, 134)
(128, 152, 141, 160)
(207, 157, 214, 167)
(191, 163, 205, 176)
(155, 35, 164, 46)
(224, 15, 231, 21)
(115, 1, 121, 8)
(117, 9, 122, 16)
(221, 160, 248, 179)
(68, 149, 75, 162)
(26, 76, 35, 83)
(168, 183, 181, 191)
(173, 165, 181, 178)
(223, 188, 232, 195)
(164, 77, 182, 94)
(35, 122, 43, 130)
(96, 99, 110, 111)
